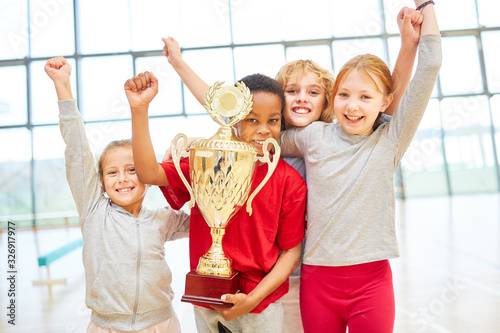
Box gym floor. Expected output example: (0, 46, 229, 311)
(1, 193, 499, 333)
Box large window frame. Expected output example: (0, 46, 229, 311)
(1, 0, 499, 226)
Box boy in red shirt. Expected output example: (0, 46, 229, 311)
(126, 71, 306, 332)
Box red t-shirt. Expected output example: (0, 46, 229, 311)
(159, 157, 306, 313)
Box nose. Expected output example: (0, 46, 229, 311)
(346, 100, 359, 112)
(118, 172, 129, 183)
(297, 91, 308, 103)
(257, 122, 271, 135)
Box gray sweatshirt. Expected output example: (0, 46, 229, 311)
(59, 99, 190, 330)
(279, 34, 442, 267)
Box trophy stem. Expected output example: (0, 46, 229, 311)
(197, 227, 234, 277)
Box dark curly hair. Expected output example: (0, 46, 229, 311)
(238, 74, 285, 115)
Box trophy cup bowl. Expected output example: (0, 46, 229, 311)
(171, 82, 280, 307)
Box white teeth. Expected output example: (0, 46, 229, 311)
(293, 108, 310, 114)
(117, 188, 131, 193)
(254, 140, 265, 145)
(346, 115, 363, 121)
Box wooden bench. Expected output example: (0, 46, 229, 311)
(33, 238, 83, 297)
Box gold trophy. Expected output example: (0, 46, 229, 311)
(171, 81, 280, 307)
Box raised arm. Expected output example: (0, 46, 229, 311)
(125, 71, 170, 186)
(416, 0, 439, 35)
(390, 1, 441, 157)
(45, 57, 102, 219)
(386, 7, 421, 115)
(162, 37, 210, 105)
(45, 57, 73, 101)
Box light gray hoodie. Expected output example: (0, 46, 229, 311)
(59, 99, 190, 331)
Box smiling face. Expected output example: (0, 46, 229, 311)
(101, 147, 147, 216)
(284, 73, 326, 128)
(233, 92, 282, 156)
(333, 69, 393, 136)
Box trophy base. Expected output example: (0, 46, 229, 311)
(181, 270, 240, 308)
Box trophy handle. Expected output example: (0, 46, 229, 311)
(245, 138, 281, 216)
(171, 133, 196, 209)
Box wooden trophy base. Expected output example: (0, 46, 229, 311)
(181, 270, 240, 308)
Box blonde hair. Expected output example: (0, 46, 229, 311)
(97, 139, 133, 186)
(276, 59, 335, 123)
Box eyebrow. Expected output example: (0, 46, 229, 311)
(309, 85, 323, 91)
(103, 163, 135, 170)
(248, 111, 281, 117)
(338, 87, 372, 93)
(285, 83, 323, 90)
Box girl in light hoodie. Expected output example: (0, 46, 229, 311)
(45, 56, 190, 333)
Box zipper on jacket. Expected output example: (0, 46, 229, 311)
(131, 218, 141, 330)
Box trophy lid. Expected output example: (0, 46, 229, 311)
(190, 127, 258, 154)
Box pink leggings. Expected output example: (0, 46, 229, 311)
(300, 260, 394, 333)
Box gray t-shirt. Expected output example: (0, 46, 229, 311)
(282, 156, 306, 180)
(279, 34, 442, 266)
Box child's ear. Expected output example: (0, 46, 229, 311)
(380, 94, 394, 113)
(101, 185, 109, 198)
